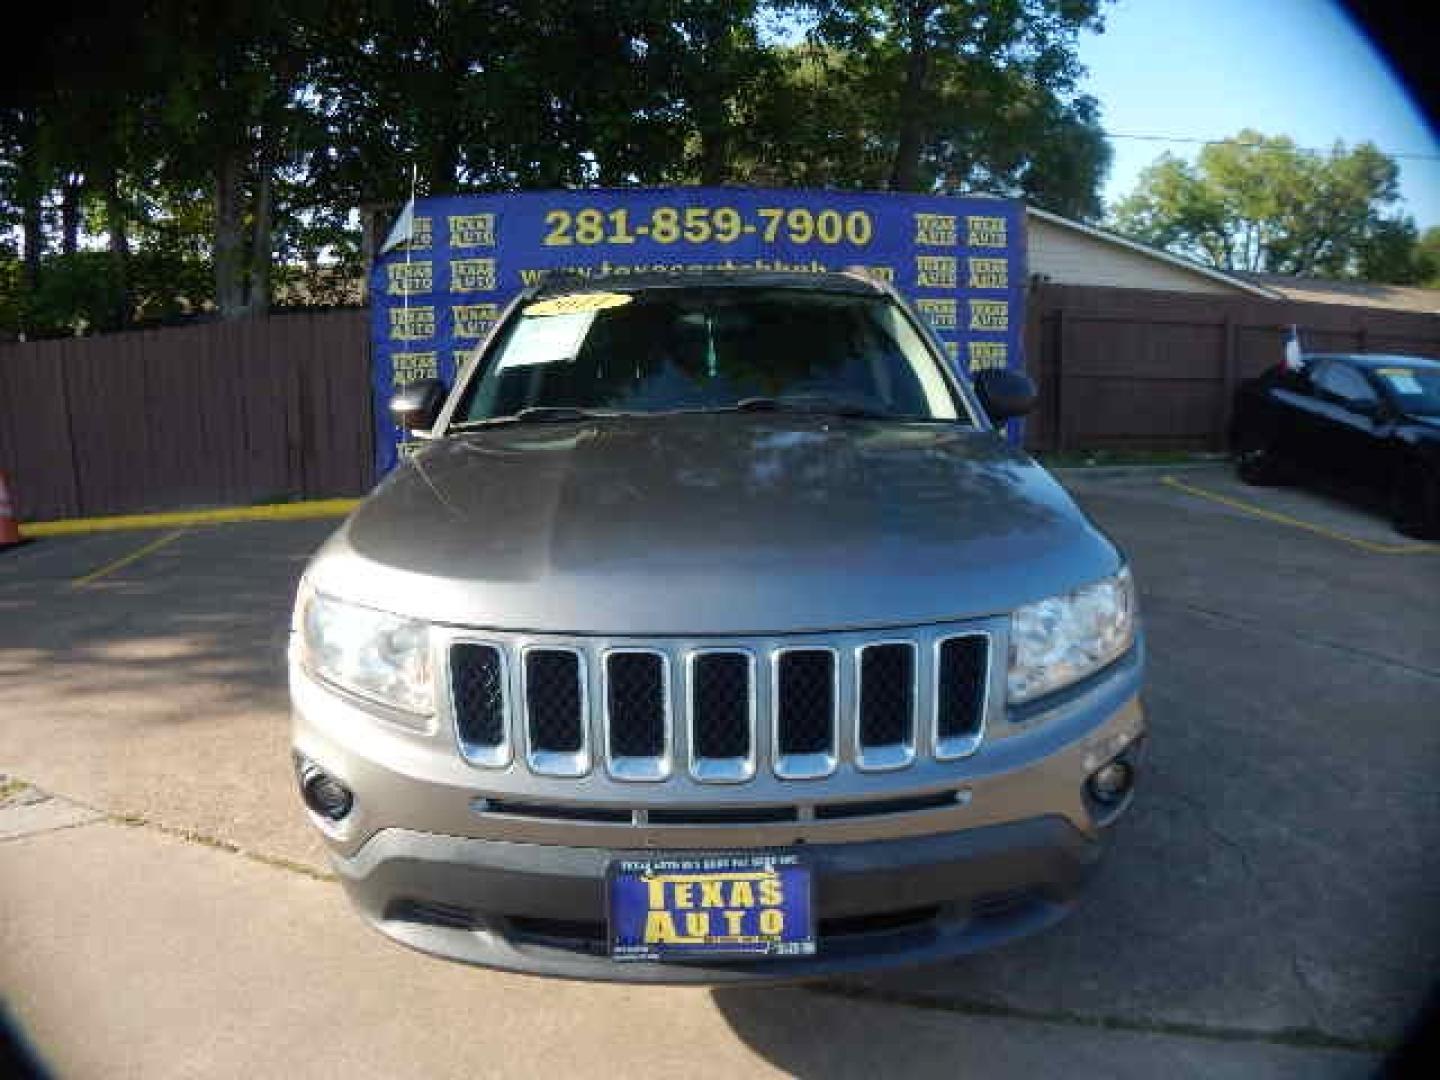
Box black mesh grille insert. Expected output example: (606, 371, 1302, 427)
(937, 636, 988, 739)
(777, 650, 835, 755)
(525, 650, 584, 752)
(859, 644, 915, 748)
(451, 644, 505, 749)
(606, 652, 665, 758)
(691, 653, 751, 760)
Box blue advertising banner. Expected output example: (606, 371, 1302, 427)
(369, 187, 1026, 474)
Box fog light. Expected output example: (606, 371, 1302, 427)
(300, 765, 354, 821)
(1088, 759, 1134, 804)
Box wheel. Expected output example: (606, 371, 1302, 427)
(1391, 460, 1440, 540)
(1234, 432, 1287, 486)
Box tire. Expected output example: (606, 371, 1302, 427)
(1391, 460, 1440, 540)
(1234, 432, 1287, 486)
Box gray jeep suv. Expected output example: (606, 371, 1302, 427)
(290, 270, 1145, 982)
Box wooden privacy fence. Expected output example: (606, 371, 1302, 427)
(1023, 284, 1440, 452)
(4, 286, 1440, 521)
(0, 309, 373, 521)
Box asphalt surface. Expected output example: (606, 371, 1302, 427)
(3, 464, 1437, 1077)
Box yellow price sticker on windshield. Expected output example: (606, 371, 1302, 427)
(525, 292, 633, 317)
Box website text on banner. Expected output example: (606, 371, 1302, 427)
(369, 188, 1027, 473)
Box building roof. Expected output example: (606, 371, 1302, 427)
(1238, 273, 1440, 315)
(1025, 207, 1282, 298)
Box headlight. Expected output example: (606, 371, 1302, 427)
(297, 590, 434, 715)
(1008, 567, 1136, 705)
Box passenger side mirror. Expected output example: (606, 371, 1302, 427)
(974, 369, 1037, 424)
(1349, 397, 1380, 419)
(390, 378, 448, 434)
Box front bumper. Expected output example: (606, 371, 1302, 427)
(293, 638, 1145, 982)
(336, 815, 1103, 984)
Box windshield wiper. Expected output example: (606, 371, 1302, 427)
(451, 406, 625, 430)
(731, 397, 898, 420)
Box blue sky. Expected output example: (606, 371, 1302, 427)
(1077, 0, 1440, 228)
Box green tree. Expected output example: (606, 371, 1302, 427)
(1112, 130, 1422, 282)
(782, 0, 1109, 215)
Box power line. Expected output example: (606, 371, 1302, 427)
(1103, 131, 1440, 163)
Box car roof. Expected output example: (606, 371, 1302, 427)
(1305, 353, 1440, 371)
(529, 268, 887, 298)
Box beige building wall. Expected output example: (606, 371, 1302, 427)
(1026, 215, 1243, 295)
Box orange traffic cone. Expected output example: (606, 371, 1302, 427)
(0, 471, 21, 546)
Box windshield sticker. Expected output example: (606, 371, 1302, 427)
(524, 292, 634, 317)
(1377, 368, 1423, 394)
(496, 311, 595, 370)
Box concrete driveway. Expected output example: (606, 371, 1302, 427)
(3, 465, 1436, 1077)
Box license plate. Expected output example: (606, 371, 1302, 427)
(608, 853, 816, 961)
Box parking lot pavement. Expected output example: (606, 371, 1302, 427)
(2, 465, 1436, 1075)
(1, 803, 1376, 1079)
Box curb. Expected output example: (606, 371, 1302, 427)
(1049, 461, 1228, 480)
(20, 498, 362, 538)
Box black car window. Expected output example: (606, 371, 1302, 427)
(1313, 362, 1378, 408)
(1372, 366, 1440, 418)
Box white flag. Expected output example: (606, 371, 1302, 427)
(1283, 325, 1304, 371)
(379, 198, 416, 256)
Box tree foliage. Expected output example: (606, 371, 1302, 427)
(6, 0, 1111, 337)
(1111, 130, 1428, 283)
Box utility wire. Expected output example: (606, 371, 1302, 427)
(1103, 131, 1440, 162)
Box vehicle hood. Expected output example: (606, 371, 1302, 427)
(309, 414, 1121, 635)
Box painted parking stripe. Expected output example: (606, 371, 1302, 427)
(72, 529, 189, 587)
(23, 498, 360, 539)
(1161, 475, 1440, 556)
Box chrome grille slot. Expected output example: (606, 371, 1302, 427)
(856, 642, 916, 771)
(523, 647, 589, 776)
(935, 635, 989, 759)
(450, 643, 509, 766)
(688, 651, 756, 783)
(774, 648, 838, 779)
(604, 650, 669, 780)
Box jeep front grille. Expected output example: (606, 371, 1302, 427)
(447, 627, 992, 784)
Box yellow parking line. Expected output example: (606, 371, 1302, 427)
(1161, 476, 1440, 556)
(72, 529, 188, 587)
(23, 498, 361, 538)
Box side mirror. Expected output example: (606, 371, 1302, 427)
(389, 378, 447, 434)
(974, 369, 1037, 424)
(1350, 398, 1381, 419)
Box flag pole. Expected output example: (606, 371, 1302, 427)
(401, 163, 418, 327)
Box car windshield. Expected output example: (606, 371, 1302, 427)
(455, 287, 963, 425)
(1373, 366, 1440, 417)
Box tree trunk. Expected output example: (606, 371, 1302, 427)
(430, 129, 461, 193)
(61, 178, 83, 255)
(246, 160, 273, 316)
(887, 2, 933, 192)
(21, 193, 43, 297)
(214, 148, 247, 319)
(102, 169, 131, 330)
(17, 111, 44, 303)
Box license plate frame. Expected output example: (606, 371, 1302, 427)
(607, 853, 816, 962)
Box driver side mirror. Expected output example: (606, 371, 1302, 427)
(974, 369, 1037, 424)
(390, 378, 447, 435)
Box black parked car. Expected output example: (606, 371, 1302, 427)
(1230, 353, 1440, 538)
